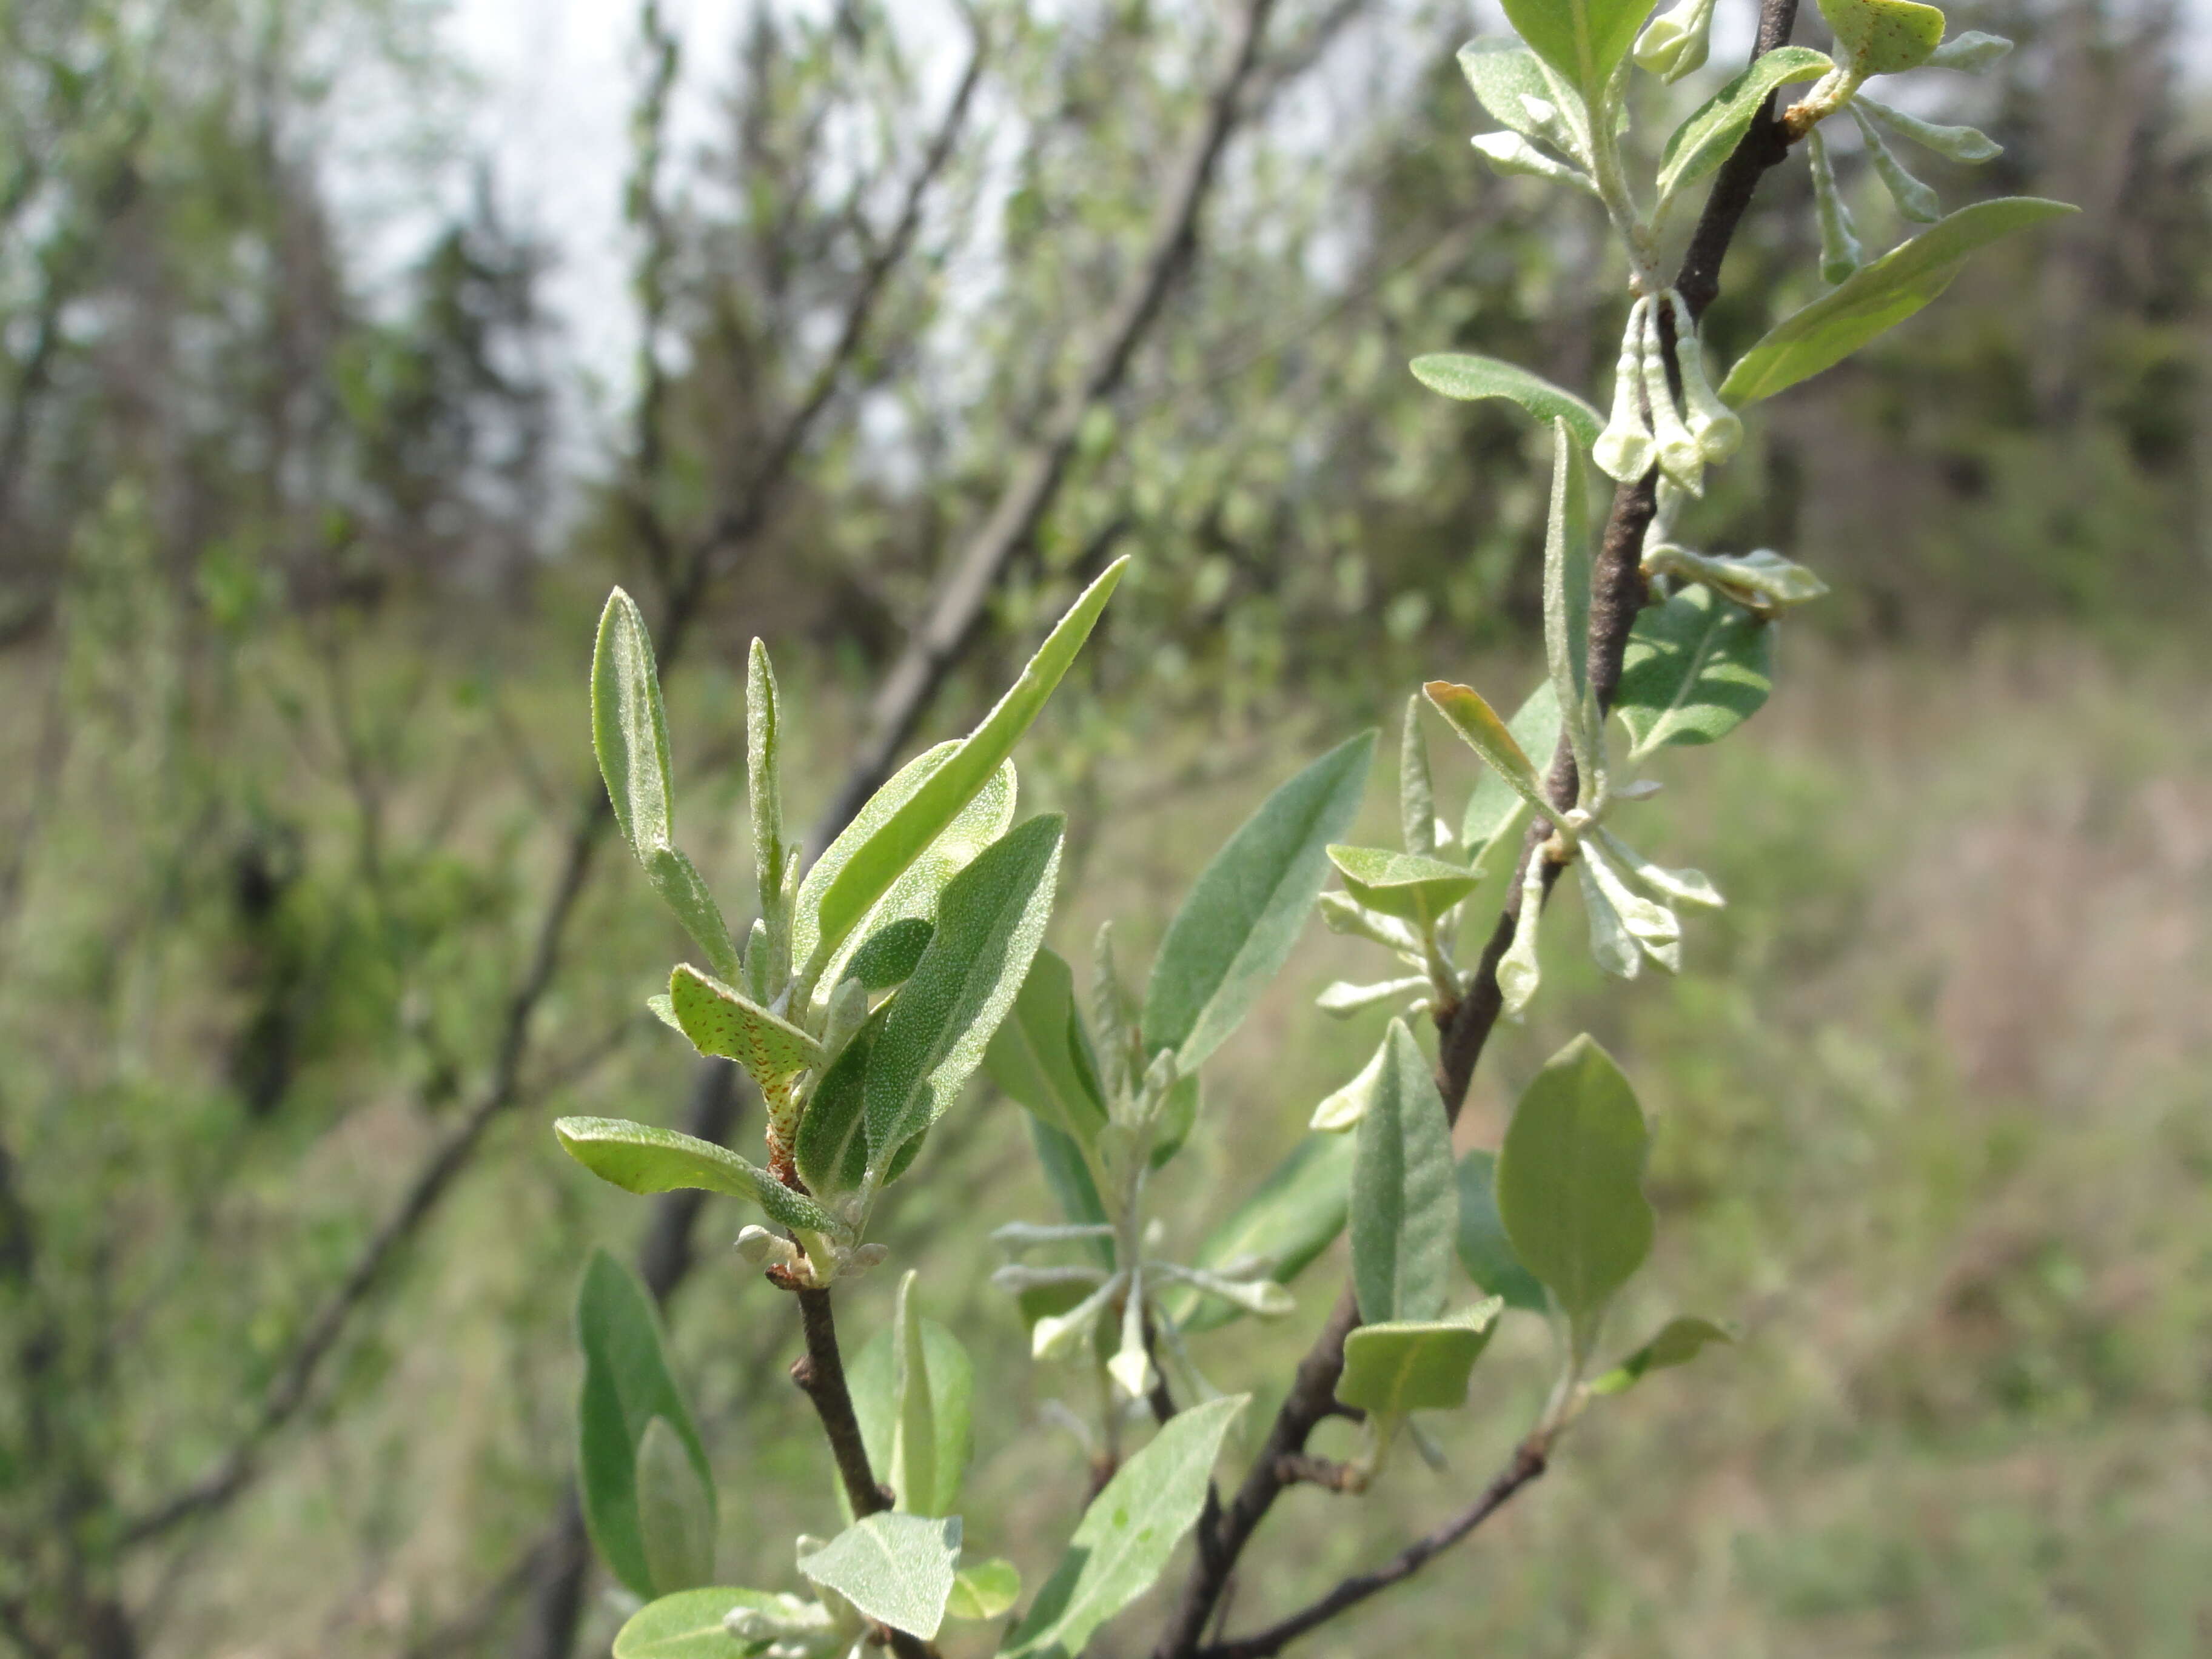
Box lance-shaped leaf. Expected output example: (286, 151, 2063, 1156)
(637, 1416, 717, 1595)
(794, 741, 956, 967)
(1857, 94, 2002, 164)
(1328, 845, 1480, 929)
(1317, 976, 1431, 1017)
(1589, 1315, 1734, 1394)
(1350, 1020, 1458, 1325)
(1720, 198, 2079, 405)
(1613, 584, 1772, 761)
(1815, 0, 1943, 75)
(985, 947, 1110, 1149)
(1461, 679, 1560, 860)
(1455, 1150, 1546, 1311)
(1456, 37, 1592, 158)
(1336, 1302, 1503, 1416)
(1142, 731, 1375, 1071)
(1656, 47, 1831, 204)
(1410, 354, 1603, 449)
(813, 560, 1122, 965)
(1851, 101, 1940, 224)
(575, 1250, 717, 1601)
(1166, 1131, 1357, 1333)
(1501, 0, 1657, 99)
(798, 1512, 962, 1640)
(1427, 681, 1550, 819)
(669, 966, 823, 1099)
(864, 815, 1064, 1181)
(613, 1589, 787, 1659)
(1575, 856, 1644, 979)
(948, 1559, 1022, 1621)
(593, 589, 742, 982)
(746, 639, 787, 931)
(554, 1118, 838, 1237)
(1496, 1035, 1654, 1363)
(844, 916, 935, 991)
(1311, 1039, 1387, 1133)
(848, 1273, 974, 1517)
(1003, 1395, 1248, 1659)
(1541, 420, 1598, 785)
(1399, 692, 1438, 857)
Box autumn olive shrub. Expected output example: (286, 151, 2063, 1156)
(553, 2, 2069, 1654)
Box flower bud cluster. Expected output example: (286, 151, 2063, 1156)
(1594, 291, 1741, 494)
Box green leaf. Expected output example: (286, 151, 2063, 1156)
(1850, 101, 1940, 224)
(1643, 545, 1829, 614)
(1327, 845, 1478, 929)
(1336, 1304, 1502, 1415)
(1589, 1315, 1734, 1394)
(1455, 1150, 1546, 1312)
(813, 560, 1123, 965)
(1410, 354, 1603, 449)
(1613, 584, 1773, 761)
(554, 1118, 838, 1237)
(1496, 1035, 1654, 1362)
(637, 1416, 717, 1595)
(1142, 731, 1375, 1071)
(792, 1007, 883, 1202)
(592, 588, 741, 982)
(1541, 419, 1597, 780)
(1656, 47, 1831, 203)
(1150, 1071, 1201, 1170)
(1350, 1020, 1458, 1325)
(1398, 693, 1438, 858)
(1455, 38, 1591, 157)
(1426, 681, 1550, 819)
(1004, 1395, 1248, 1659)
(984, 947, 1110, 1149)
(793, 742, 957, 968)
(845, 917, 936, 990)
(575, 1250, 716, 1601)
(848, 1274, 974, 1517)
(668, 966, 824, 1098)
(948, 1558, 1023, 1621)
(810, 762, 1019, 1011)
(798, 1512, 962, 1640)
(1720, 198, 2079, 405)
(863, 816, 1065, 1182)
(1815, 0, 1944, 75)
(745, 638, 787, 928)
(613, 1589, 784, 1659)
(1167, 1131, 1357, 1333)
(1500, 0, 1657, 98)
(1461, 679, 1560, 860)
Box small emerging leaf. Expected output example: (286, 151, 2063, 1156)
(1656, 47, 1831, 203)
(1461, 679, 1559, 860)
(1327, 845, 1479, 928)
(1589, 1315, 1734, 1394)
(1427, 680, 1551, 820)
(1456, 38, 1591, 158)
(1815, 0, 1945, 75)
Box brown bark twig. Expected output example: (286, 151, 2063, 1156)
(1153, 4, 1805, 1654)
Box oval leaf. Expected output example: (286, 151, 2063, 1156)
(669, 967, 824, 1096)
(1350, 1020, 1458, 1325)
(613, 1589, 785, 1659)
(1456, 38, 1591, 155)
(798, 1512, 962, 1640)
(1142, 731, 1375, 1072)
(1328, 845, 1480, 927)
(1455, 1150, 1547, 1312)
(1613, 583, 1772, 761)
(948, 1558, 1023, 1621)
(1336, 1305, 1502, 1416)
(1496, 1034, 1654, 1359)
(1410, 354, 1603, 449)
(1815, 0, 1944, 75)
(1720, 198, 2078, 405)
(1589, 1314, 1734, 1395)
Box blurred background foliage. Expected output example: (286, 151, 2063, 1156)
(0, 0, 2207, 1654)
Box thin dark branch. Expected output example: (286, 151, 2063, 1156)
(1192, 1436, 1552, 1659)
(1153, 3, 1803, 1652)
